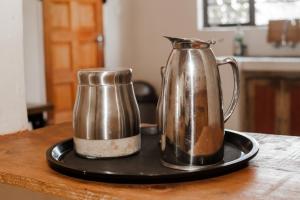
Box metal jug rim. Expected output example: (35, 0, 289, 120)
(164, 36, 216, 49)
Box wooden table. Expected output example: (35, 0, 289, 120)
(0, 123, 299, 200)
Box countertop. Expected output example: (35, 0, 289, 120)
(0, 123, 300, 200)
(220, 56, 300, 71)
(234, 56, 300, 63)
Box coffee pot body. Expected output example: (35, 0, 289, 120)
(159, 37, 240, 170)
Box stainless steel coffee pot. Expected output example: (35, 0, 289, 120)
(159, 37, 240, 170)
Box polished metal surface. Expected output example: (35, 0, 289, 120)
(78, 68, 132, 85)
(73, 68, 140, 140)
(160, 36, 240, 170)
(156, 66, 166, 135)
(217, 57, 240, 122)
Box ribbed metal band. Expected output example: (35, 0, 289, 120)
(77, 68, 132, 86)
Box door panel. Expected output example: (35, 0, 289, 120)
(254, 81, 277, 133)
(247, 79, 278, 134)
(288, 81, 300, 136)
(245, 72, 300, 136)
(78, 42, 98, 67)
(78, 3, 96, 29)
(51, 43, 72, 70)
(50, 2, 70, 29)
(43, 0, 103, 124)
(247, 79, 288, 135)
(53, 84, 74, 110)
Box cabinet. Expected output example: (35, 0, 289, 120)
(244, 71, 300, 136)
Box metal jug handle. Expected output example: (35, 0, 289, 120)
(217, 57, 240, 122)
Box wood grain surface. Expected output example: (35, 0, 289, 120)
(0, 123, 299, 200)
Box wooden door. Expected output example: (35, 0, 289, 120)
(43, 0, 104, 124)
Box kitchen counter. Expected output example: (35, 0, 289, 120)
(235, 56, 300, 63)
(217, 55, 300, 131)
(235, 56, 300, 71)
(0, 123, 300, 200)
(217, 56, 300, 71)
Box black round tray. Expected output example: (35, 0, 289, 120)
(46, 127, 259, 183)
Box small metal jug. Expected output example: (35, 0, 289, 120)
(73, 68, 141, 158)
(159, 37, 240, 170)
(156, 66, 166, 136)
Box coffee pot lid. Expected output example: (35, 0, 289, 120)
(77, 68, 132, 85)
(164, 36, 216, 49)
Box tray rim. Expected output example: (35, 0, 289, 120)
(46, 129, 259, 182)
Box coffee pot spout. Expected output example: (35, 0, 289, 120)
(163, 36, 186, 45)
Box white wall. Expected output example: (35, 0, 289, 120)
(103, 0, 135, 69)
(130, 0, 198, 91)
(0, 1, 28, 134)
(21, 0, 300, 131)
(103, 0, 241, 91)
(23, 0, 300, 105)
(103, 0, 238, 129)
(130, 0, 240, 89)
(23, 0, 46, 104)
(104, 0, 300, 89)
(242, 27, 300, 56)
(103, 0, 300, 130)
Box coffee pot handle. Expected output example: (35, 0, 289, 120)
(217, 57, 240, 122)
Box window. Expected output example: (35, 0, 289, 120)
(202, 0, 300, 27)
(255, 0, 300, 25)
